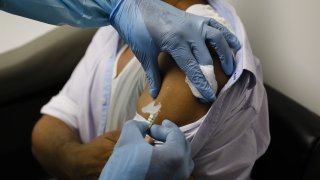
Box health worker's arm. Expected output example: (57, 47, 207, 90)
(1, 0, 240, 103)
(31, 115, 120, 180)
(0, 0, 112, 27)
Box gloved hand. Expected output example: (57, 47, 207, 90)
(110, 0, 241, 102)
(99, 120, 194, 180)
(147, 120, 194, 180)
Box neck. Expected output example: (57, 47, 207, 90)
(163, 0, 208, 11)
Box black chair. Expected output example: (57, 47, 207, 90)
(0, 26, 97, 179)
(252, 85, 320, 180)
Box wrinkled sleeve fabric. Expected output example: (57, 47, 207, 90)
(40, 42, 97, 133)
(41, 27, 120, 143)
(188, 1, 271, 178)
(0, 0, 118, 27)
(191, 72, 270, 180)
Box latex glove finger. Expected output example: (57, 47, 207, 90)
(190, 39, 213, 66)
(208, 18, 241, 50)
(117, 120, 149, 145)
(150, 120, 185, 144)
(204, 25, 234, 75)
(169, 43, 215, 102)
(148, 120, 194, 179)
(100, 120, 152, 180)
(134, 50, 161, 99)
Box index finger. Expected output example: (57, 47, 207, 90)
(208, 18, 241, 50)
(169, 43, 216, 102)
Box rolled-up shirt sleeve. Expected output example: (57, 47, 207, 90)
(40, 55, 90, 131)
(40, 44, 99, 134)
(40, 32, 99, 132)
(40, 27, 119, 143)
(41, 94, 80, 131)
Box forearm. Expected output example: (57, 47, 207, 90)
(31, 115, 82, 179)
(0, 0, 112, 27)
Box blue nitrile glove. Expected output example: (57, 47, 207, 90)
(147, 120, 194, 180)
(99, 120, 194, 180)
(110, 0, 241, 102)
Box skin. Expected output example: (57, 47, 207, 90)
(32, 115, 121, 179)
(118, 43, 228, 127)
(136, 49, 228, 126)
(31, 0, 230, 179)
(118, 0, 229, 126)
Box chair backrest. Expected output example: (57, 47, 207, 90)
(0, 26, 97, 179)
(0, 25, 98, 104)
(251, 85, 320, 180)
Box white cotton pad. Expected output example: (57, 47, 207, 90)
(142, 101, 161, 114)
(185, 65, 218, 100)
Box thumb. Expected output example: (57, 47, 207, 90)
(150, 120, 185, 145)
(118, 120, 149, 145)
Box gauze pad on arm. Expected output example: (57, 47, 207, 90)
(185, 65, 218, 100)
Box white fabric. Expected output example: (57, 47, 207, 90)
(41, 27, 120, 143)
(133, 112, 207, 142)
(105, 45, 146, 131)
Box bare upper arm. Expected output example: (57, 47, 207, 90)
(136, 48, 230, 127)
(31, 115, 81, 150)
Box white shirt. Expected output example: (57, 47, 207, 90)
(106, 45, 146, 132)
(41, 26, 120, 143)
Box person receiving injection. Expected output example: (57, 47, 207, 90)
(1, 0, 240, 178)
